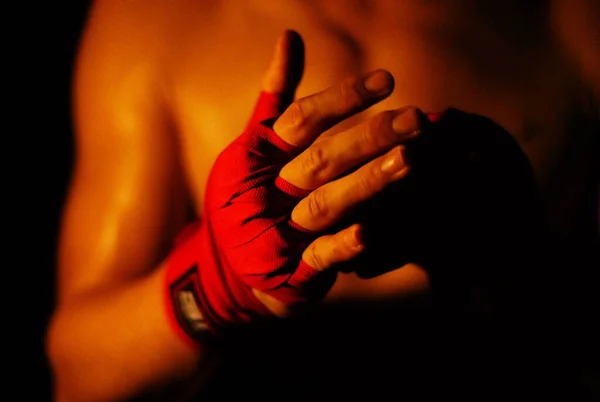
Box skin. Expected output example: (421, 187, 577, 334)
(46, 1, 599, 401)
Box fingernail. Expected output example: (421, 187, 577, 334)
(364, 70, 393, 94)
(380, 147, 405, 173)
(392, 109, 420, 134)
(347, 225, 364, 250)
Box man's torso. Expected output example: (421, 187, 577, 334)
(159, 0, 597, 241)
(90, 1, 597, 398)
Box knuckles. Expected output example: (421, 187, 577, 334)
(302, 144, 329, 182)
(363, 111, 394, 148)
(356, 169, 380, 194)
(306, 243, 327, 271)
(276, 98, 310, 134)
(287, 100, 308, 130)
(306, 189, 330, 221)
(335, 77, 363, 113)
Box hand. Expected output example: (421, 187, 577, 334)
(341, 108, 542, 309)
(419, 109, 542, 306)
(205, 30, 426, 317)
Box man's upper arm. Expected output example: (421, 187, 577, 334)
(58, 0, 188, 303)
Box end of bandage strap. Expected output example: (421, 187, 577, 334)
(164, 266, 214, 350)
(287, 259, 321, 288)
(275, 176, 311, 199)
(427, 111, 445, 123)
(245, 122, 301, 154)
(247, 91, 284, 127)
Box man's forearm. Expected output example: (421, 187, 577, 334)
(46, 265, 218, 402)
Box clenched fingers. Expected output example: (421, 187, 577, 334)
(251, 224, 364, 317)
(291, 145, 410, 232)
(280, 107, 423, 190)
(272, 70, 394, 148)
(301, 223, 364, 271)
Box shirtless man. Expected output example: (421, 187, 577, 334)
(46, 1, 599, 401)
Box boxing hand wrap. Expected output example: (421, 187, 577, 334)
(246, 91, 288, 128)
(165, 92, 334, 347)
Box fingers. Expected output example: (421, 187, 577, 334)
(262, 30, 305, 96)
(299, 223, 364, 272)
(272, 69, 395, 148)
(291, 145, 410, 232)
(246, 30, 305, 127)
(255, 224, 365, 309)
(280, 107, 423, 190)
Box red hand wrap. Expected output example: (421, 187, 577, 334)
(246, 91, 287, 127)
(164, 92, 331, 346)
(427, 112, 444, 123)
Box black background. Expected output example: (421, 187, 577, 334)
(29, 2, 92, 399)
(24, 2, 598, 400)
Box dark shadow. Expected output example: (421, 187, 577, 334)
(33, 2, 92, 400)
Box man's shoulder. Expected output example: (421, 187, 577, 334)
(83, 0, 185, 56)
(73, 0, 221, 140)
(86, 0, 220, 34)
(79, 0, 219, 86)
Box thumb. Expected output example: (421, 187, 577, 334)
(262, 30, 305, 97)
(247, 30, 305, 127)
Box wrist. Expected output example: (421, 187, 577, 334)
(164, 220, 274, 348)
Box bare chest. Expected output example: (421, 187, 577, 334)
(166, 2, 594, 232)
